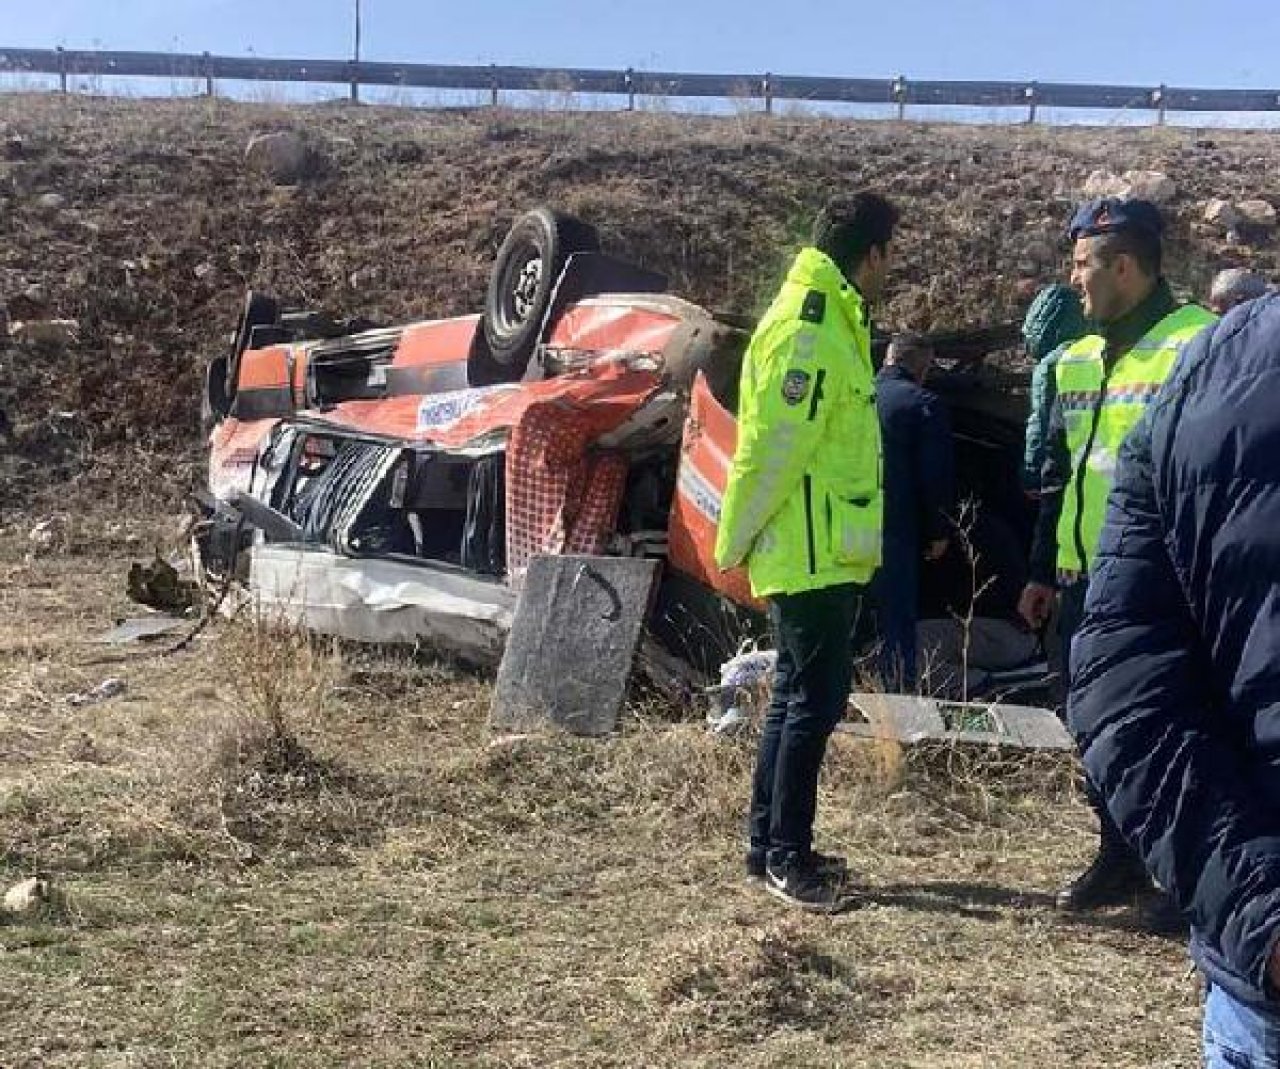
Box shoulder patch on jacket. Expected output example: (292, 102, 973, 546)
(782, 369, 812, 405)
(799, 290, 826, 324)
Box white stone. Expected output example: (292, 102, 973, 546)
(3, 877, 50, 916)
(1238, 199, 1278, 228)
(27, 517, 63, 554)
(10, 318, 79, 347)
(1082, 170, 1127, 197)
(1204, 199, 1242, 229)
(1122, 170, 1177, 204)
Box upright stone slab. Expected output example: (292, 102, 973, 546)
(490, 555, 660, 737)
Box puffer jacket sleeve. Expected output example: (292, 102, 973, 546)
(1068, 360, 1280, 997)
(714, 320, 836, 570)
(1021, 348, 1059, 491)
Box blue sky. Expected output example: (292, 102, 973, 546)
(3, 0, 1279, 89)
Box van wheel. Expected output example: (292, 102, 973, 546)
(477, 208, 599, 381)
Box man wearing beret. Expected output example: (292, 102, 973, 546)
(1017, 198, 1216, 921)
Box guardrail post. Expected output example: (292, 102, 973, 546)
(203, 51, 214, 97)
(1025, 82, 1037, 124)
(57, 46, 67, 94)
(490, 64, 499, 107)
(1153, 84, 1166, 125)
(625, 67, 635, 111)
(762, 72, 773, 115)
(892, 75, 906, 121)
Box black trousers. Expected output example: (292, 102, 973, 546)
(749, 582, 863, 864)
(876, 535, 920, 692)
(1060, 579, 1129, 854)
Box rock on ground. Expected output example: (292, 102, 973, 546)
(2, 877, 51, 917)
(1204, 198, 1242, 229)
(244, 131, 322, 185)
(1238, 199, 1278, 229)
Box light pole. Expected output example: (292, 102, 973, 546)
(350, 0, 362, 102)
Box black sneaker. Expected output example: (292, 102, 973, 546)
(764, 857, 849, 913)
(1055, 846, 1150, 911)
(746, 848, 846, 881)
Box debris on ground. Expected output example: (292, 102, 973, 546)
(841, 692, 1073, 751)
(95, 614, 189, 645)
(706, 648, 776, 735)
(2, 876, 52, 918)
(67, 677, 127, 708)
(126, 554, 200, 613)
(26, 516, 65, 556)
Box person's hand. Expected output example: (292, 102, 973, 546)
(924, 539, 948, 561)
(1018, 581, 1055, 630)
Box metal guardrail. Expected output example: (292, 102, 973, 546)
(2, 46, 1280, 122)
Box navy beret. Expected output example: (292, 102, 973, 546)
(1068, 197, 1165, 240)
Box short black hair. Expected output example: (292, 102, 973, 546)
(1092, 228, 1162, 279)
(812, 193, 899, 272)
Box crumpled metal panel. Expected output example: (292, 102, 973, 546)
(250, 545, 516, 664)
(840, 692, 1072, 751)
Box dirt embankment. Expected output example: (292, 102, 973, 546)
(1, 95, 1277, 510)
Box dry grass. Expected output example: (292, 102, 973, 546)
(0, 515, 1204, 1067)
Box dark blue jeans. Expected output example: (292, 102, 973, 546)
(749, 583, 863, 865)
(1204, 983, 1280, 1067)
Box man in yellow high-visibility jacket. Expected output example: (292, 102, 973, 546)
(715, 193, 897, 911)
(1018, 198, 1216, 923)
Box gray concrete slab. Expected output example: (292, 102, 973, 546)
(490, 555, 660, 737)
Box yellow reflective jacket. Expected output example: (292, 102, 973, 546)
(1055, 302, 1216, 576)
(714, 247, 882, 597)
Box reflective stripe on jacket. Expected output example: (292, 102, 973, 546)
(714, 247, 882, 597)
(1054, 303, 1216, 575)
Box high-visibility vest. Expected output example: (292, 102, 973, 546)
(1054, 303, 1216, 577)
(715, 247, 882, 597)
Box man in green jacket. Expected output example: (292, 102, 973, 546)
(1020, 284, 1089, 493)
(715, 193, 897, 911)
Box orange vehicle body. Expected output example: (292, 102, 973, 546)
(206, 288, 761, 645)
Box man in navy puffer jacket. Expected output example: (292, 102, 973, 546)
(1069, 292, 1280, 1065)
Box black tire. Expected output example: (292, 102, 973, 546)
(467, 331, 516, 388)
(481, 208, 599, 377)
(226, 290, 280, 401)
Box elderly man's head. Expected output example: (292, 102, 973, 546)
(886, 333, 935, 383)
(1209, 269, 1269, 315)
